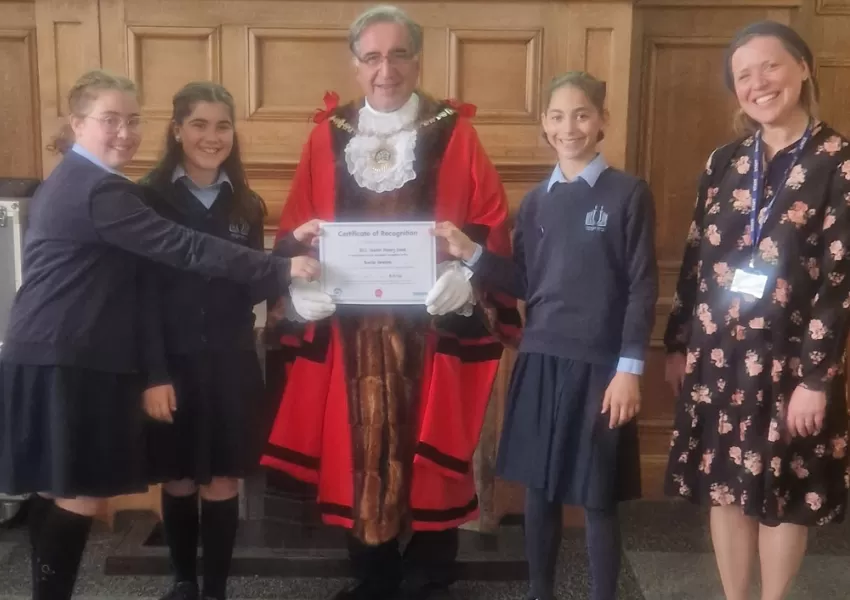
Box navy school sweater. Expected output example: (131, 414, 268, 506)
(139, 172, 269, 385)
(472, 159, 658, 368)
(0, 149, 290, 373)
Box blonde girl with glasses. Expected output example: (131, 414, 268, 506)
(0, 70, 317, 600)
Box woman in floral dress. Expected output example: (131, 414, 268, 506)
(663, 21, 850, 600)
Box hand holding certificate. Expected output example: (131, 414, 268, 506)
(318, 221, 437, 304)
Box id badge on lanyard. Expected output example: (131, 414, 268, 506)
(730, 269, 768, 299)
(730, 122, 813, 300)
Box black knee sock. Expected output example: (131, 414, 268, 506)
(32, 504, 93, 600)
(585, 507, 621, 600)
(524, 488, 562, 600)
(161, 490, 199, 585)
(200, 496, 239, 600)
(28, 495, 54, 548)
(28, 494, 54, 582)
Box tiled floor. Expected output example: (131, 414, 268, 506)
(1, 499, 849, 599)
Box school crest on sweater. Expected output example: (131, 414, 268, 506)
(585, 205, 609, 232)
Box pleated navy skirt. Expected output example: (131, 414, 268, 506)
(0, 361, 148, 498)
(145, 350, 265, 485)
(495, 352, 642, 509)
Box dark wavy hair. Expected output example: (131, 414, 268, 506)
(144, 81, 265, 222)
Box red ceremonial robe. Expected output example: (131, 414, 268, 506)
(261, 92, 521, 545)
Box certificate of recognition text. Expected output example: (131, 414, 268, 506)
(318, 221, 437, 305)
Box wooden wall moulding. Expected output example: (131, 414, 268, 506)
(817, 0, 850, 14)
(495, 162, 552, 183)
(447, 28, 543, 124)
(247, 27, 358, 122)
(124, 157, 553, 184)
(635, 0, 801, 6)
(0, 28, 40, 178)
(127, 25, 222, 118)
(33, 0, 102, 174)
(4, 1, 35, 27)
(560, 2, 634, 169)
(814, 56, 850, 136)
(638, 35, 737, 276)
(639, 418, 678, 454)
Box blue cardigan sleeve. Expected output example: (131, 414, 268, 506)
(89, 177, 290, 294)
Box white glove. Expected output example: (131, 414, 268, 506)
(425, 261, 474, 316)
(287, 277, 336, 322)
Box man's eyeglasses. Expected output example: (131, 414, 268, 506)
(85, 115, 143, 134)
(356, 50, 417, 69)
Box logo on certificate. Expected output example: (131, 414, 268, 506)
(375, 289, 383, 298)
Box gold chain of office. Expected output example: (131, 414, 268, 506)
(330, 107, 455, 172)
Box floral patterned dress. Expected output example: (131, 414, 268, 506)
(664, 122, 850, 527)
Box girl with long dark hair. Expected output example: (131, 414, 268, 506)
(141, 82, 319, 600)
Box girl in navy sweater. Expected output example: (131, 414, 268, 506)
(0, 70, 317, 600)
(435, 72, 658, 600)
(139, 82, 314, 600)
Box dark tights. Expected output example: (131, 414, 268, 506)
(524, 487, 621, 600)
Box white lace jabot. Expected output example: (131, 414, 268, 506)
(344, 94, 420, 193)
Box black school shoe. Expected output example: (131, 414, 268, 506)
(159, 581, 199, 600)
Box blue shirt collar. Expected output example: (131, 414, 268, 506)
(70, 143, 126, 177)
(172, 165, 232, 190)
(546, 153, 608, 191)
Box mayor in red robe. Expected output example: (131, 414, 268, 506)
(260, 6, 520, 600)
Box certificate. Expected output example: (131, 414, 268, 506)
(318, 221, 437, 305)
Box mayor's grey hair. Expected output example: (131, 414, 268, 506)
(348, 5, 423, 56)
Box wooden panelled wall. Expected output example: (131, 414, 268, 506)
(2, 0, 850, 525)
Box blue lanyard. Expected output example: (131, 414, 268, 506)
(749, 122, 812, 267)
